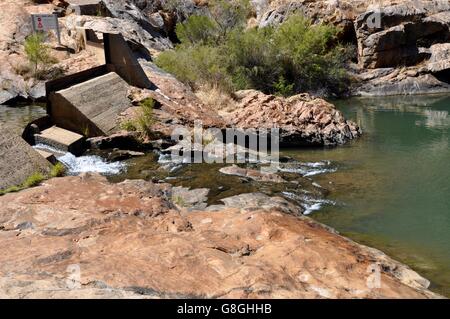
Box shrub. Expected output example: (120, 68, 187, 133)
(121, 98, 156, 137)
(208, 0, 251, 40)
(274, 76, 295, 97)
(120, 120, 138, 132)
(50, 162, 66, 178)
(175, 15, 220, 46)
(24, 33, 57, 79)
(156, 11, 351, 97)
(156, 44, 232, 91)
(136, 98, 155, 135)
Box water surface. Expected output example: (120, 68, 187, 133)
(2, 97, 449, 297)
(284, 95, 450, 297)
(0, 103, 46, 135)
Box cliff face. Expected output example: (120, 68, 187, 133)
(0, 173, 441, 298)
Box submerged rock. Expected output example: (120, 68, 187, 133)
(0, 173, 441, 298)
(219, 165, 286, 183)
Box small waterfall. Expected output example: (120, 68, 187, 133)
(278, 160, 337, 177)
(282, 191, 336, 215)
(33, 144, 126, 175)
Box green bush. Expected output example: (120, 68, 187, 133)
(176, 15, 220, 46)
(50, 162, 66, 178)
(24, 33, 57, 79)
(136, 98, 155, 135)
(121, 98, 156, 137)
(156, 8, 351, 97)
(156, 44, 232, 91)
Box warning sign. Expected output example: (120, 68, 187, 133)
(31, 14, 61, 43)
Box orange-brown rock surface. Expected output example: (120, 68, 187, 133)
(0, 173, 440, 298)
(224, 90, 361, 146)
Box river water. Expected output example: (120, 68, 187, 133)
(287, 95, 450, 297)
(1, 95, 449, 297)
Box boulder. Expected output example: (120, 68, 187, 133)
(355, 2, 450, 68)
(224, 90, 361, 146)
(219, 165, 286, 183)
(425, 43, 450, 73)
(0, 132, 51, 191)
(353, 65, 450, 96)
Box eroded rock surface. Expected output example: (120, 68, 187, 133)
(224, 90, 361, 146)
(0, 173, 441, 299)
(219, 165, 286, 183)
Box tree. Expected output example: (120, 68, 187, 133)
(24, 33, 53, 78)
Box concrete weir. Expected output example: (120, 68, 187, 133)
(35, 126, 85, 156)
(49, 72, 131, 137)
(21, 31, 154, 163)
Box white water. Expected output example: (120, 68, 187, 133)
(278, 160, 336, 177)
(33, 144, 126, 175)
(58, 153, 126, 175)
(282, 191, 336, 215)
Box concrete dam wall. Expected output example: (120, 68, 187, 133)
(49, 72, 131, 137)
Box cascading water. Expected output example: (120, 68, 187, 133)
(33, 144, 126, 175)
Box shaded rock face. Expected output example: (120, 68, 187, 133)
(351, 1, 450, 95)
(63, 13, 172, 56)
(102, 0, 201, 38)
(355, 2, 450, 69)
(0, 174, 440, 298)
(0, 132, 51, 191)
(225, 90, 361, 146)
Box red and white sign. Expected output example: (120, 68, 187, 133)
(31, 14, 59, 31)
(31, 14, 61, 44)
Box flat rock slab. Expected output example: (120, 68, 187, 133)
(0, 174, 440, 298)
(50, 72, 131, 137)
(35, 126, 85, 156)
(0, 132, 51, 191)
(219, 165, 286, 183)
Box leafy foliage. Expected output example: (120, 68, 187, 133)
(121, 98, 156, 138)
(24, 33, 56, 79)
(50, 163, 66, 178)
(156, 2, 350, 97)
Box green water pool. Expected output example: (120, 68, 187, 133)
(283, 94, 450, 297)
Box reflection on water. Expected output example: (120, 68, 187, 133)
(0, 103, 46, 135)
(284, 94, 450, 297)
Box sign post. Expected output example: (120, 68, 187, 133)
(31, 14, 61, 45)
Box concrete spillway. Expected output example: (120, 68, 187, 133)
(35, 126, 85, 156)
(49, 72, 131, 137)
